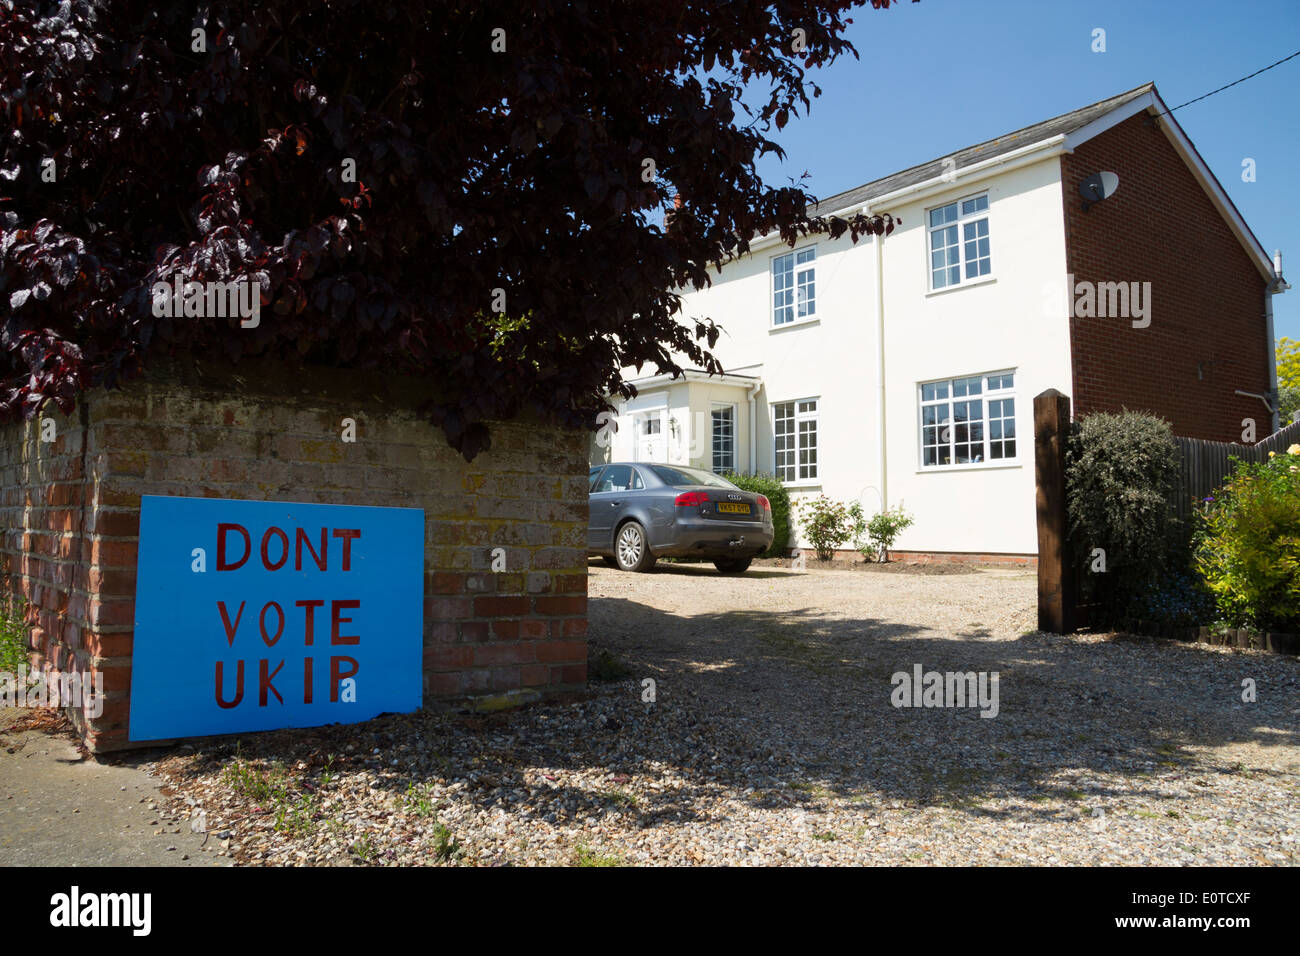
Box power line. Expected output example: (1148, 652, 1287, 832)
(1154, 48, 1300, 117)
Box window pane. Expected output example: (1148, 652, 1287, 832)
(599, 465, 633, 493)
(930, 203, 957, 227)
(712, 406, 735, 473)
(988, 394, 1016, 460)
(773, 254, 794, 325)
(797, 267, 815, 317)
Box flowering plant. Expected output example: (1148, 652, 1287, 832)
(1194, 446, 1300, 630)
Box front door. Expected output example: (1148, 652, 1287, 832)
(634, 411, 665, 462)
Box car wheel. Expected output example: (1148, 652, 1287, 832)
(713, 557, 752, 574)
(614, 521, 656, 572)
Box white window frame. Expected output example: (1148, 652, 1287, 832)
(771, 245, 817, 327)
(917, 371, 1018, 471)
(773, 397, 819, 484)
(926, 191, 993, 292)
(711, 403, 737, 474)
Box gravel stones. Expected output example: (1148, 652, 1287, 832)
(142, 562, 1297, 866)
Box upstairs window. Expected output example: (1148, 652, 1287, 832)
(929, 193, 991, 290)
(773, 246, 816, 326)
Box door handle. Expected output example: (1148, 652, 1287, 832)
(609, 500, 621, 507)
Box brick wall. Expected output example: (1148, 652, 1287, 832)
(1061, 111, 1272, 441)
(0, 358, 589, 752)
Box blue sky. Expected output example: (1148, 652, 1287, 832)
(751, 0, 1300, 343)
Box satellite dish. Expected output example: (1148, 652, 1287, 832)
(1079, 171, 1119, 211)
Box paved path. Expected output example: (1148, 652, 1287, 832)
(0, 708, 230, 866)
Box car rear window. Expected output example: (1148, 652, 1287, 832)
(647, 465, 738, 489)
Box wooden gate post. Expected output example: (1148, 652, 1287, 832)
(1034, 389, 1075, 633)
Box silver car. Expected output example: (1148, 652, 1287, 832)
(587, 463, 774, 573)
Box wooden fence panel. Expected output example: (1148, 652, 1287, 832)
(1172, 420, 1300, 521)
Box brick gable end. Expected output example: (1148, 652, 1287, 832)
(1061, 111, 1271, 441)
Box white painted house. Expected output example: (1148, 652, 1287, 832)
(593, 83, 1283, 560)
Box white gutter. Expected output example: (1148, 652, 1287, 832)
(742, 135, 1070, 256)
(1264, 249, 1291, 432)
(623, 369, 760, 389)
(865, 206, 888, 515)
(746, 380, 761, 475)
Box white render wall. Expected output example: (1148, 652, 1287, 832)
(614, 154, 1073, 556)
(879, 159, 1073, 555)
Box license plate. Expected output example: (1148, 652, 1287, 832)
(717, 502, 750, 514)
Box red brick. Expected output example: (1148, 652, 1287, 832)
(425, 645, 473, 670)
(491, 620, 520, 640)
(473, 596, 531, 617)
(555, 663, 587, 685)
(426, 596, 471, 620)
(489, 667, 521, 691)
(84, 630, 134, 659)
(560, 618, 588, 638)
(519, 619, 548, 640)
(556, 574, 588, 594)
(426, 621, 459, 643)
(88, 565, 137, 598)
(429, 572, 467, 595)
(473, 643, 536, 666)
(89, 599, 135, 629)
(1061, 113, 1270, 442)
(536, 640, 585, 663)
(90, 538, 137, 568)
(520, 663, 549, 686)
(427, 672, 461, 697)
(93, 665, 132, 694)
(94, 510, 140, 537)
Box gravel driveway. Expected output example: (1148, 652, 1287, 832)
(138, 560, 1298, 866)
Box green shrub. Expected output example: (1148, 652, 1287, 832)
(1194, 446, 1300, 631)
(0, 594, 28, 675)
(723, 471, 790, 557)
(856, 506, 915, 562)
(1278, 384, 1300, 427)
(1065, 412, 1185, 623)
(796, 495, 865, 561)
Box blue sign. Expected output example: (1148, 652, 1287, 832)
(129, 496, 424, 741)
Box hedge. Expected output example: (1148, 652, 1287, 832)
(722, 471, 790, 557)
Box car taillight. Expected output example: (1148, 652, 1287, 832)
(757, 495, 771, 512)
(675, 492, 709, 507)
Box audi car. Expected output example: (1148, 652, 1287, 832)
(587, 462, 774, 573)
